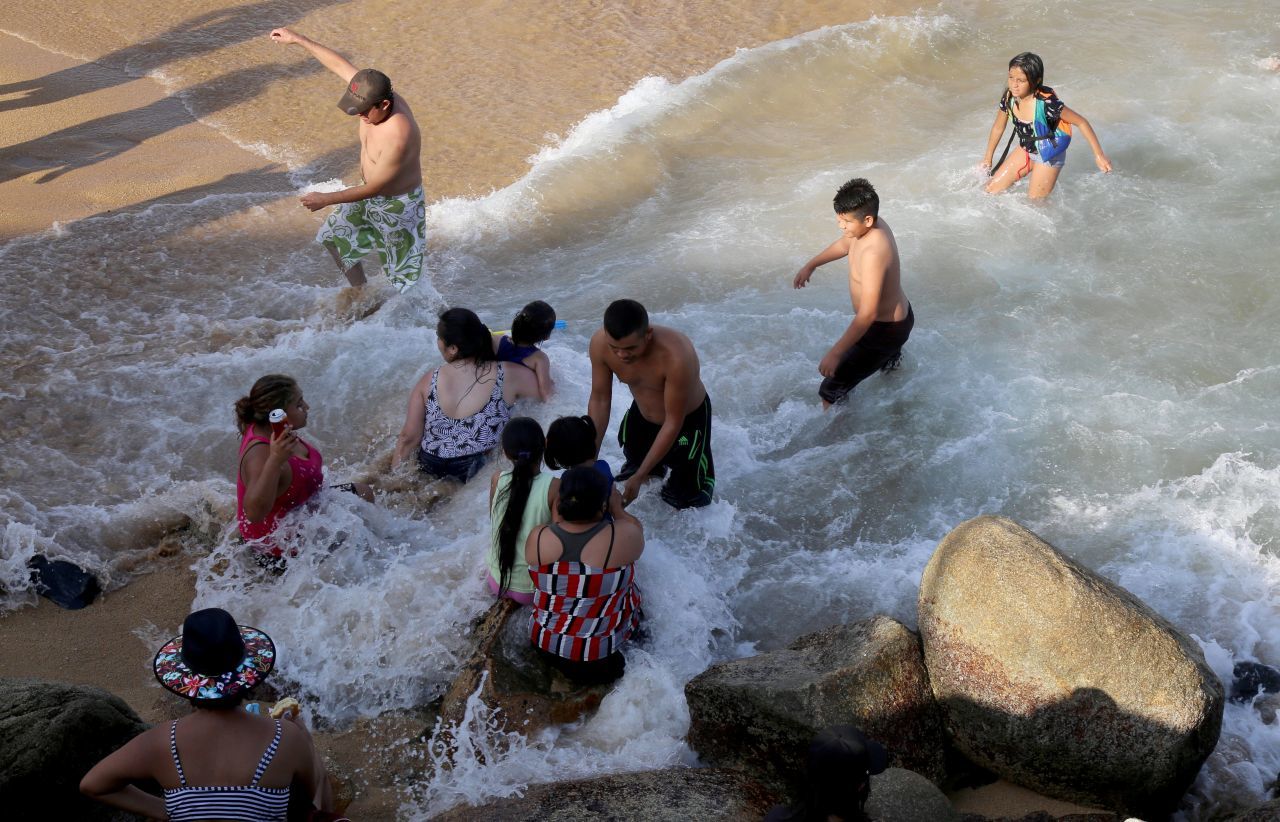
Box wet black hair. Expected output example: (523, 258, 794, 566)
(1007, 51, 1045, 94)
(510, 300, 556, 346)
(833, 178, 879, 220)
(603, 299, 649, 340)
(556, 466, 610, 522)
(437, 307, 497, 365)
(495, 417, 546, 595)
(545, 416, 598, 470)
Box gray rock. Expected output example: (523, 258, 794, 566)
(434, 767, 777, 821)
(437, 599, 614, 740)
(685, 615, 946, 792)
(1221, 797, 1280, 821)
(0, 677, 149, 820)
(866, 767, 959, 821)
(918, 516, 1224, 819)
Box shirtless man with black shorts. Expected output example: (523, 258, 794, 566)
(793, 178, 913, 409)
(588, 299, 715, 510)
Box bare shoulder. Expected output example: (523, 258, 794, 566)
(588, 329, 611, 361)
(654, 325, 698, 364)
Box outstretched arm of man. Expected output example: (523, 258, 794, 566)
(586, 333, 614, 455)
(621, 358, 689, 507)
(269, 27, 359, 83)
(793, 236, 852, 288)
(819, 247, 886, 378)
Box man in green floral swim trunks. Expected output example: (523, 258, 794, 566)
(270, 27, 426, 293)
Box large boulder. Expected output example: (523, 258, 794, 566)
(1221, 798, 1280, 821)
(434, 767, 776, 820)
(918, 516, 1224, 818)
(0, 678, 149, 820)
(437, 599, 615, 740)
(685, 615, 946, 791)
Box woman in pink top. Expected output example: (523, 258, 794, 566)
(235, 375, 371, 562)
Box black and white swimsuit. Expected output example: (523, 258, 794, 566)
(420, 363, 510, 458)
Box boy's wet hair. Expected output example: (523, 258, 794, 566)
(833, 178, 879, 219)
(557, 466, 610, 522)
(437, 307, 496, 363)
(604, 299, 649, 340)
(545, 415, 598, 470)
(1008, 52, 1045, 94)
(511, 300, 556, 346)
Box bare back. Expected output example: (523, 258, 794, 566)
(848, 218, 909, 322)
(359, 93, 422, 196)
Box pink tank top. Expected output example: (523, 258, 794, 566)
(236, 427, 324, 555)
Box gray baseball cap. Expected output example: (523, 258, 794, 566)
(337, 68, 392, 115)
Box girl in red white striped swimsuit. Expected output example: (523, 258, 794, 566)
(525, 466, 644, 685)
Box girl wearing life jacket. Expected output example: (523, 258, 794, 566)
(982, 52, 1112, 199)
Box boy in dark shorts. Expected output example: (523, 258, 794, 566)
(793, 178, 913, 408)
(587, 299, 715, 509)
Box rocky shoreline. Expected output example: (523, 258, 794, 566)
(6, 515, 1278, 820)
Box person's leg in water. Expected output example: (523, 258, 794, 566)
(819, 308, 914, 410)
(657, 397, 715, 509)
(984, 147, 1032, 194)
(324, 241, 367, 287)
(615, 402, 668, 483)
(1026, 156, 1065, 199)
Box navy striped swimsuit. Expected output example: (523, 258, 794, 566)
(163, 718, 290, 821)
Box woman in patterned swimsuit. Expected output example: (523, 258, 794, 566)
(393, 308, 541, 482)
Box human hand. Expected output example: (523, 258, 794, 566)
(1094, 153, 1112, 173)
(818, 349, 842, 378)
(300, 191, 330, 211)
(268, 425, 297, 460)
(621, 477, 643, 507)
(793, 266, 814, 289)
(979, 160, 992, 171)
(269, 27, 301, 45)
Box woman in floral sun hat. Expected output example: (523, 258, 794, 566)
(81, 608, 339, 821)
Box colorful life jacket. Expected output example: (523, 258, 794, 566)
(1000, 87, 1072, 162)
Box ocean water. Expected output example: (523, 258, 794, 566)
(2, 1, 1279, 817)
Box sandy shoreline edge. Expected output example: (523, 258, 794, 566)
(1, 19, 1105, 821)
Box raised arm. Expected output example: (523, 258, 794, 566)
(982, 108, 1009, 169)
(793, 236, 853, 289)
(240, 428, 295, 522)
(392, 372, 430, 469)
(269, 27, 358, 82)
(620, 359, 690, 507)
(1059, 106, 1112, 173)
(819, 247, 886, 378)
(587, 332, 614, 454)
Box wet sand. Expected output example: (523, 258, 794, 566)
(0, 4, 1104, 818)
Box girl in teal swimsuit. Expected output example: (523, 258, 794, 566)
(982, 52, 1112, 199)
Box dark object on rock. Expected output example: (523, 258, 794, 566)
(864, 768, 959, 821)
(1231, 661, 1280, 703)
(434, 766, 777, 821)
(0, 677, 149, 820)
(27, 555, 100, 610)
(918, 516, 1224, 819)
(685, 615, 946, 793)
(437, 599, 614, 742)
(958, 813, 1117, 822)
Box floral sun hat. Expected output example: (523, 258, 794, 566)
(153, 608, 275, 702)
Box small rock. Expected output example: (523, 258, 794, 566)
(865, 767, 960, 821)
(27, 556, 100, 609)
(1231, 661, 1280, 703)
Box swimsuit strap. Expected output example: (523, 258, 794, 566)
(249, 720, 284, 787)
(169, 719, 187, 787)
(536, 525, 546, 566)
(600, 521, 617, 569)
